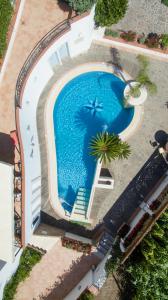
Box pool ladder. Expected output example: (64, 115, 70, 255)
(70, 188, 91, 222)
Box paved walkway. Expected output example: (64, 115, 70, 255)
(0, 0, 69, 134)
(15, 240, 100, 300)
(112, 0, 168, 34)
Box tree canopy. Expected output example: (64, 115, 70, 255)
(89, 132, 131, 163)
(95, 0, 128, 27)
(64, 0, 95, 14)
(126, 209, 168, 300)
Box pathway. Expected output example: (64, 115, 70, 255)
(0, 0, 69, 134)
(15, 240, 100, 300)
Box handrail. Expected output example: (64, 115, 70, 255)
(15, 19, 71, 107)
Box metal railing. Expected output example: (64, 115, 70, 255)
(15, 19, 71, 107)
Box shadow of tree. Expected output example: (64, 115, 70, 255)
(39, 253, 99, 300)
(57, 0, 75, 19)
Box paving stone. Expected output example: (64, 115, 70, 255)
(112, 0, 168, 34)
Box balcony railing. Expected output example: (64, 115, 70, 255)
(15, 20, 71, 108)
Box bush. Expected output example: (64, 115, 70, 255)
(161, 0, 168, 6)
(137, 33, 146, 44)
(79, 291, 94, 300)
(145, 32, 160, 48)
(3, 248, 42, 300)
(0, 0, 13, 58)
(105, 28, 120, 37)
(160, 34, 168, 49)
(120, 30, 136, 42)
(64, 0, 95, 14)
(95, 0, 128, 27)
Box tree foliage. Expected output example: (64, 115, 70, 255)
(0, 0, 13, 58)
(64, 0, 95, 14)
(89, 132, 131, 163)
(125, 209, 168, 300)
(95, 0, 128, 27)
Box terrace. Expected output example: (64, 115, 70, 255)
(35, 43, 168, 229)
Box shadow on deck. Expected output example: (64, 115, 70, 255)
(103, 149, 168, 237)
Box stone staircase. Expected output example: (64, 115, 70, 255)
(96, 231, 114, 258)
(70, 188, 91, 222)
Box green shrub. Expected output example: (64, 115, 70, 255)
(137, 33, 146, 44)
(79, 291, 94, 300)
(120, 30, 136, 42)
(145, 32, 160, 48)
(64, 0, 95, 14)
(105, 28, 120, 37)
(160, 34, 168, 49)
(3, 248, 42, 300)
(95, 0, 128, 27)
(0, 0, 13, 58)
(161, 0, 168, 6)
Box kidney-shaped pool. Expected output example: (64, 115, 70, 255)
(53, 71, 134, 212)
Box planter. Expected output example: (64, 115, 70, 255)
(124, 81, 147, 107)
(61, 237, 92, 254)
(104, 35, 168, 54)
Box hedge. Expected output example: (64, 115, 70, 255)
(0, 0, 13, 58)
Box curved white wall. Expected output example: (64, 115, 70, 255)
(18, 8, 96, 243)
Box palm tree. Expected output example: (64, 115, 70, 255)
(89, 132, 131, 163)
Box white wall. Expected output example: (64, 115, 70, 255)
(19, 8, 96, 244)
(0, 162, 14, 263)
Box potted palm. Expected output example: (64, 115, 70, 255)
(124, 55, 157, 107)
(89, 132, 131, 163)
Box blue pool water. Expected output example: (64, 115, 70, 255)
(53, 71, 134, 212)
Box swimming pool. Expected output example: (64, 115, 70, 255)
(53, 71, 134, 212)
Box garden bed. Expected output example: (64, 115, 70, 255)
(3, 247, 43, 300)
(104, 30, 168, 55)
(61, 236, 92, 254)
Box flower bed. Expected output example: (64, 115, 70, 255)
(61, 236, 92, 254)
(104, 29, 168, 54)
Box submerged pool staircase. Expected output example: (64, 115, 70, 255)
(70, 188, 91, 223)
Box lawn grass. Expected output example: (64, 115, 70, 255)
(3, 247, 43, 300)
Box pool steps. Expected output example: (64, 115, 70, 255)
(70, 188, 91, 222)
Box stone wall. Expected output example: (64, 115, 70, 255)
(112, 0, 168, 34)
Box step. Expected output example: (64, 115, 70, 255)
(75, 204, 88, 211)
(76, 195, 90, 201)
(77, 191, 90, 197)
(104, 232, 114, 242)
(74, 209, 86, 215)
(76, 199, 89, 206)
(78, 188, 90, 193)
(97, 245, 107, 255)
(99, 241, 110, 251)
(101, 238, 113, 248)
